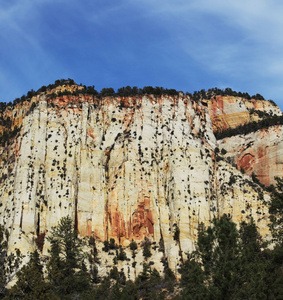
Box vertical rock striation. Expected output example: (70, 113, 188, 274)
(0, 89, 279, 275)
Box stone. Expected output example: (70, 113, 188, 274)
(0, 87, 280, 278)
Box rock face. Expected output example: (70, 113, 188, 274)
(0, 88, 280, 277)
(204, 95, 281, 132)
(218, 126, 283, 186)
(203, 95, 283, 186)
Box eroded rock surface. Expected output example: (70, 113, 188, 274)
(0, 90, 280, 277)
(204, 95, 281, 132)
(218, 126, 283, 186)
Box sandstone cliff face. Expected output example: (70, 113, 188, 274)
(218, 125, 283, 186)
(203, 95, 283, 186)
(0, 91, 277, 277)
(204, 96, 281, 132)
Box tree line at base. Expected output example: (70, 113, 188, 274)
(0, 178, 282, 299)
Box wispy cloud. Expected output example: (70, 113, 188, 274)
(0, 0, 282, 109)
(133, 0, 283, 103)
(138, 0, 283, 67)
(0, 0, 72, 100)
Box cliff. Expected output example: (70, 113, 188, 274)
(203, 95, 281, 132)
(203, 95, 283, 186)
(0, 85, 281, 278)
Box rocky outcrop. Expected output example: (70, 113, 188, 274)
(218, 125, 283, 186)
(203, 95, 283, 186)
(0, 89, 279, 278)
(203, 95, 281, 132)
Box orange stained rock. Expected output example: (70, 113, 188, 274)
(131, 197, 154, 240)
(87, 126, 95, 140)
(237, 153, 255, 174)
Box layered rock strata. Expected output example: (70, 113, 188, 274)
(204, 95, 281, 132)
(218, 126, 283, 186)
(0, 91, 278, 277)
(203, 95, 283, 186)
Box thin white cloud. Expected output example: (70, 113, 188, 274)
(131, 0, 283, 107)
(0, 0, 72, 100)
(141, 0, 283, 76)
(0, 0, 282, 109)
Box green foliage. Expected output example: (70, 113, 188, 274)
(102, 238, 117, 253)
(84, 85, 99, 96)
(89, 276, 111, 300)
(180, 213, 283, 299)
(88, 236, 98, 263)
(102, 240, 109, 252)
(109, 238, 117, 250)
(0, 226, 22, 298)
(235, 219, 268, 299)
(252, 93, 265, 100)
(0, 125, 21, 147)
(215, 114, 283, 140)
(264, 177, 283, 299)
(109, 266, 126, 285)
(117, 86, 140, 97)
(180, 254, 207, 299)
(173, 224, 180, 242)
(109, 266, 119, 280)
(269, 177, 283, 243)
(117, 246, 127, 261)
(228, 174, 236, 185)
(135, 263, 169, 299)
(7, 251, 55, 299)
(189, 87, 253, 101)
(2, 198, 282, 299)
(129, 239, 137, 251)
(163, 263, 175, 282)
(88, 236, 100, 283)
(182, 216, 244, 298)
(251, 172, 261, 184)
(130, 239, 138, 258)
(1, 80, 181, 112)
(142, 237, 152, 259)
(46, 216, 90, 298)
(100, 87, 115, 97)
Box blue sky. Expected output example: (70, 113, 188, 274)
(1, 0, 283, 110)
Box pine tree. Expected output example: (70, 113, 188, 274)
(182, 215, 241, 299)
(134, 263, 167, 299)
(0, 225, 22, 298)
(269, 177, 283, 244)
(180, 215, 276, 299)
(46, 216, 90, 298)
(235, 219, 268, 299)
(129, 239, 137, 258)
(142, 237, 152, 259)
(119, 280, 138, 300)
(88, 236, 100, 283)
(117, 246, 127, 261)
(180, 254, 208, 299)
(265, 177, 283, 298)
(204, 215, 240, 299)
(90, 276, 111, 300)
(7, 250, 55, 300)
